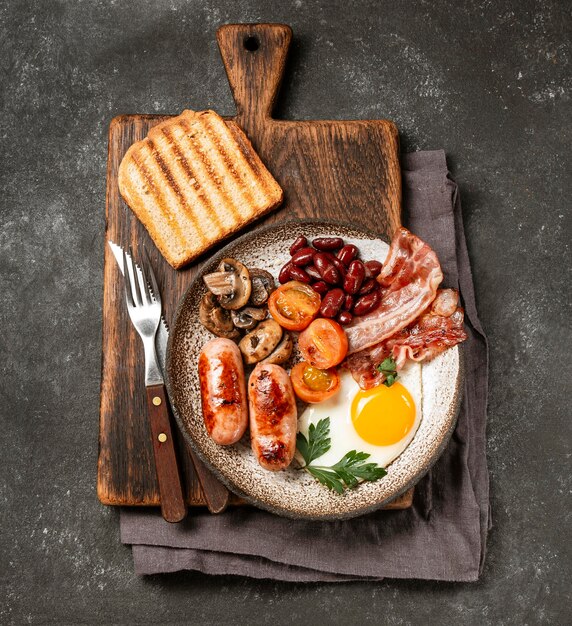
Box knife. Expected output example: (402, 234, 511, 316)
(109, 242, 230, 514)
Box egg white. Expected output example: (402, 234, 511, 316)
(297, 363, 423, 469)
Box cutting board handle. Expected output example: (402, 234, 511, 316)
(217, 23, 292, 133)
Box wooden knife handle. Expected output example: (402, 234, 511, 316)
(146, 384, 187, 523)
(216, 23, 292, 131)
(187, 447, 230, 514)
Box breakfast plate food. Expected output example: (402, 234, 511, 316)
(97, 22, 406, 511)
(166, 219, 466, 520)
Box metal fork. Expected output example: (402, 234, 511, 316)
(123, 248, 163, 386)
(123, 248, 187, 523)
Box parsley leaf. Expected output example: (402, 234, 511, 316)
(377, 356, 398, 387)
(296, 418, 387, 493)
(330, 450, 387, 485)
(305, 466, 345, 494)
(296, 418, 331, 466)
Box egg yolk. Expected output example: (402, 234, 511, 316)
(351, 382, 416, 446)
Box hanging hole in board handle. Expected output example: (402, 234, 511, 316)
(243, 36, 260, 51)
(217, 24, 292, 128)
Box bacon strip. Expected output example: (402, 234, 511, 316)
(344, 289, 468, 389)
(345, 228, 443, 355)
(343, 342, 391, 390)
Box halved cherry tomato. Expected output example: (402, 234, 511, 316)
(298, 318, 348, 369)
(290, 362, 340, 403)
(268, 281, 321, 331)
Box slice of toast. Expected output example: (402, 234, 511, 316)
(118, 109, 283, 269)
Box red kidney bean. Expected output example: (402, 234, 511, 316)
(291, 247, 315, 267)
(312, 237, 344, 251)
(358, 277, 377, 296)
(324, 252, 347, 282)
(319, 288, 345, 318)
(288, 265, 312, 284)
(311, 280, 329, 295)
(353, 289, 381, 316)
(313, 252, 340, 285)
(279, 261, 293, 284)
(343, 260, 366, 294)
(343, 293, 354, 311)
(337, 244, 358, 267)
(337, 311, 353, 326)
(305, 265, 321, 281)
(289, 235, 308, 256)
(364, 260, 383, 278)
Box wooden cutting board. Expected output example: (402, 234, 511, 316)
(98, 23, 411, 511)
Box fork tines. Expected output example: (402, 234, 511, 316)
(123, 247, 156, 308)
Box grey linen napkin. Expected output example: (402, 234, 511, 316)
(120, 150, 490, 581)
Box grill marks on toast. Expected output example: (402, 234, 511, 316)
(192, 117, 254, 217)
(225, 121, 266, 186)
(153, 127, 221, 238)
(146, 139, 207, 246)
(158, 126, 224, 235)
(118, 109, 283, 269)
(128, 151, 188, 253)
(136, 142, 202, 256)
(201, 114, 262, 210)
(176, 118, 242, 225)
(212, 115, 279, 211)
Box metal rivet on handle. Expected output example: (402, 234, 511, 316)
(158, 433, 167, 443)
(152, 396, 162, 406)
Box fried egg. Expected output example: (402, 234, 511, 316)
(297, 363, 423, 469)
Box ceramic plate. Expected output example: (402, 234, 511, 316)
(166, 219, 463, 520)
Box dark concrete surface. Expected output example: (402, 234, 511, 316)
(1, 0, 570, 623)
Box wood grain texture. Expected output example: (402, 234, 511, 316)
(98, 22, 410, 511)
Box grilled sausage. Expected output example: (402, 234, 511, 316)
(248, 363, 297, 471)
(198, 338, 248, 445)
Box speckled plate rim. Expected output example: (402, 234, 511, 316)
(165, 218, 465, 521)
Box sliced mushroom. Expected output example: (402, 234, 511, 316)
(199, 292, 240, 340)
(239, 319, 283, 365)
(211, 258, 251, 310)
(261, 332, 293, 365)
(231, 306, 267, 331)
(248, 269, 276, 306)
(203, 271, 236, 296)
